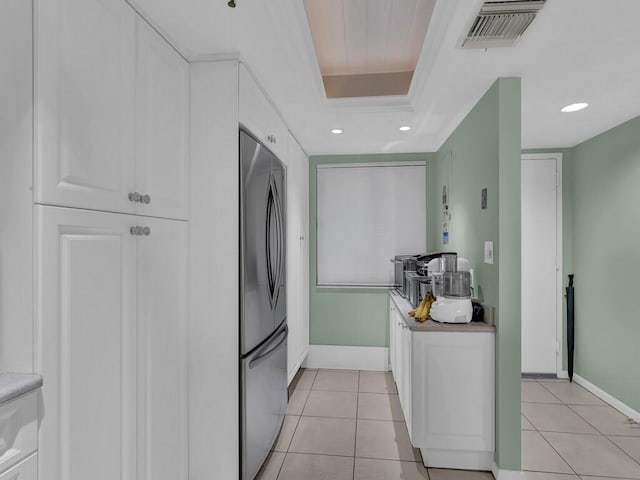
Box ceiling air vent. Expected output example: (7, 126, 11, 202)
(462, 0, 546, 49)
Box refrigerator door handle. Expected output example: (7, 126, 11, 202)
(265, 181, 277, 306)
(273, 180, 285, 289)
(249, 324, 288, 369)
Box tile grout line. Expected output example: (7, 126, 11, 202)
(535, 379, 566, 404)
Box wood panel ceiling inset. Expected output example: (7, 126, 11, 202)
(304, 0, 436, 98)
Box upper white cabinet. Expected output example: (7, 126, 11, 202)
(239, 64, 288, 162)
(35, 0, 189, 220)
(135, 18, 189, 220)
(35, 0, 137, 214)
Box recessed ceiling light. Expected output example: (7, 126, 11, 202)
(561, 102, 589, 113)
(399, 126, 411, 131)
(331, 128, 343, 134)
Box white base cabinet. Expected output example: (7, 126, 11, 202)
(36, 206, 188, 480)
(389, 293, 495, 470)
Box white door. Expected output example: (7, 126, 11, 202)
(37, 206, 137, 480)
(521, 156, 560, 374)
(136, 217, 188, 480)
(35, 0, 136, 214)
(135, 18, 189, 220)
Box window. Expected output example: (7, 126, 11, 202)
(316, 162, 427, 287)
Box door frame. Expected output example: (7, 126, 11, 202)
(521, 153, 564, 377)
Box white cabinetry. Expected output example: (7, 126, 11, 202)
(287, 133, 310, 383)
(0, 392, 38, 477)
(135, 18, 189, 220)
(35, 0, 189, 219)
(0, 454, 37, 480)
(35, 0, 137, 214)
(388, 292, 495, 470)
(239, 64, 288, 162)
(37, 206, 188, 480)
(2, 2, 190, 480)
(190, 60, 310, 478)
(136, 217, 188, 480)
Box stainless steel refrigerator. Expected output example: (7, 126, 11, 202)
(240, 129, 288, 480)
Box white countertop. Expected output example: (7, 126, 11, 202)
(0, 372, 43, 404)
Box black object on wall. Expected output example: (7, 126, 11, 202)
(566, 274, 575, 382)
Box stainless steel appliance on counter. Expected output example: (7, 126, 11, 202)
(240, 129, 288, 480)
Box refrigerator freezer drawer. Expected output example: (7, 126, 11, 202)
(241, 322, 288, 480)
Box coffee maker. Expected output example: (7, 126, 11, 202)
(428, 253, 473, 324)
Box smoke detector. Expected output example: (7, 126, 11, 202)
(462, 0, 546, 49)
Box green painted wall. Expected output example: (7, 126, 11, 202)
(522, 147, 575, 371)
(309, 153, 434, 347)
(569, 116, 640, 412)
(427, 79, 522, 470)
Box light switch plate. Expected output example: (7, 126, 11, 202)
(484, 241, 494, 264)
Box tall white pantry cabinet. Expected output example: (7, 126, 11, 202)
(190, 61, 310, 479)
(1, 0, 189, 479)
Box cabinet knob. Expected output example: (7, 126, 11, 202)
(128, 192, 151, 204)
(130, 226, 151, 236)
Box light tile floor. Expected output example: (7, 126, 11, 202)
(521, 377, 640, 480)
(258, 371, 640, 479)
(257, 369, 493, 480)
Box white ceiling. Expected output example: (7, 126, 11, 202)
(128, 0, 640, 156)
(304, 0, 435, 76)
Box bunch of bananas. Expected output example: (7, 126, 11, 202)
(408, 293, 434, 322)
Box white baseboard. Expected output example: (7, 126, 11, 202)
(574, 374, 640, 423)
(492, 462, 523, 479)
(303, 345, 389, 371)
(557, 370, 569, 379)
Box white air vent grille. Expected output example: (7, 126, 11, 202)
(462, 0, 545, 48)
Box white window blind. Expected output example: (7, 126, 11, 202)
(317, 162, 426, 287)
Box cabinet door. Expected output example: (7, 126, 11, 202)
(35, 0, 136, 214)
(389, 303, 396, 374)
(135, 18, 189, 220)
(298, 147, 309, 361)
(286, 136, 300, 381)
(37, 206, 137, 480)
(136, 217, 188, 480)
(400, 325, 412, 433)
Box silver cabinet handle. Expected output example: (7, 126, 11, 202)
(141, 194, 151, 204)
(130, 226, 151, 236)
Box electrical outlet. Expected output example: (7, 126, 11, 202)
(484, 241, 494, 264)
